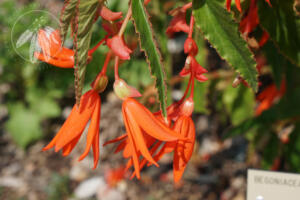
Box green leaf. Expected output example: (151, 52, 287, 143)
(258, 0, 300, 67)
(6, 103, 42, 148)
(132, 0, 167, 117)
(223, 85, 255, 125)
(26, 88, 61, 119)
(225, 87, 300, 138)
(193, 0, 258, 91)
(262, 41, 285, 88)
(59, 0, 78, 41)
(74, 0, 100, 104)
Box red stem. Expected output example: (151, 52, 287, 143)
(100, 51, 112, 74)
(114, 56, 120, 80)
(178, 74, 193, 105)
(88, 36, 107, 55)
(188, 16, 194, 38)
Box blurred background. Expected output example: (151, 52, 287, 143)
(1, 0, 300, 199)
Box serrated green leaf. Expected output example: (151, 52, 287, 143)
(193, 0, 258, 91)
(74, 0, 100, 104)
(60, 0, 78, 41)
(258, 0, 300, 66)
(6, 103, 42, 148)
(132, 0, 167, 117)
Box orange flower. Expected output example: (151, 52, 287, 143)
(43, 90, 101, 168)
(256, 80, 286, 116)
(105, 97, 186, 179)
(105, 97, 196, 183)
(34, 28, 74, 68)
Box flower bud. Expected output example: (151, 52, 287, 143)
(91, 74, 108, 93)
(184, 38, 198, 56)
(114, 79, 141, 100)
(107, 36, 132, 60)
(180, 97, 194, 116)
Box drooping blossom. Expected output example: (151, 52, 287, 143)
(226, 0, 242, 12)
(256, 80, 286, 116)
(34, 28, 106, 68)
(240, 0, 259, 35)
(166, 3, 192, 37)
(43, 89, 101, 168)
(239, 0, 272, 36)
(34, 28, 74, 68)
(180, 55, 208, 82)
(99, 6, 123, 21)
(107, 35, 132, 60)
(123, 98, 196, 183)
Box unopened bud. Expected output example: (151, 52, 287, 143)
(180, 97, 194, 116)
(184, 38, 198, 56)
(91, 74, 108, 93)
(114, 79, 141, 100)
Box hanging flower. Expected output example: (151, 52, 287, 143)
(240, 0, 259, 35)
(226, 0, 242, 12)
(34, 28, 74, 68)
(166, 3, 192, 37)
(107, 35, 132, 60)
(180, 56, 208, 82)
(43, 88, 102, 169)
(256, 80, 286, 116)
(99, 6, 123, 21)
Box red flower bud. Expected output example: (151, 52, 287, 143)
(107, 36, 132, 60)
(91, 74, 108, 93)
(114, 79, 141, 99)
(100, 6, 123, 21)
(184, 38, 198, 56)
(180, 97, 194, 116)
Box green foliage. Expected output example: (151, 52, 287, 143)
(132, 0, 168, 117)
(131, 0, 167, 116)
(0, 1, 66, 148)
(193, 0, 258, 91)
(258, 0, 300, 66)
(73, 0, 100, 104)
(223, 85, 255, 125)
(6, 103, 42, 148)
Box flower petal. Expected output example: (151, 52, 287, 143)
(126, 109, 159, 167)
(124, 98, 185, 141)
(78, 98, 101, 161)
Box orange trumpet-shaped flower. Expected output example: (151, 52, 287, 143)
(34, 28, 74, 68)
(106, 98, 196, 183)
(146, 98, 195, 183)
(43, 90, 101, 168)
(256, 80, 286, 116)
(172, 115, 195, 183)
(105, 98, 186, 179)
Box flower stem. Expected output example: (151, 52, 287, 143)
(178, 74, 193, 105)
(188, 16, 194, 39)
(114, 56, 120, 80)
(88, 36, 107, 55)
(100, 51, 112, 75)
(118, 5, 132, 36)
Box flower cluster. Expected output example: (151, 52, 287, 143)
(34, 2, 208, 183)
